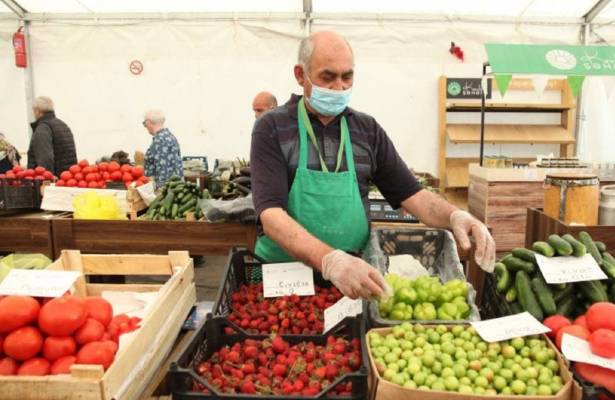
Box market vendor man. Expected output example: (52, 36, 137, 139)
(250, 31, 495, 300)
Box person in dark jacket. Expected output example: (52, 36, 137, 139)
(27, 96, 77, 176)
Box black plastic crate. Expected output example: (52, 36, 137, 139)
(169, 315, 369, 400)
(0, 179, 43, 210)
(211, 248, 351, 335)
(574, 370, 615, 400)
(363, 228, 480, 327)
(479, 273, 511, 319)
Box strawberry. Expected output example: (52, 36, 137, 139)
(272, 363, 287, 377)
(271, 336, 287, 354)
(325, 363, 338, 380)
(241, 381, 256, 394)
(244, 345, 258, 359)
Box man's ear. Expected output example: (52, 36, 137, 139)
(294, 64, 306, 87)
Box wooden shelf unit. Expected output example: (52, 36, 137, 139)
(438, 76, 577, 196)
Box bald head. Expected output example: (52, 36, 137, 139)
(252, 91, 277, 119)
(298, 31, 354, 73)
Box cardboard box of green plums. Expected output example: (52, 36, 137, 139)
(366, 323, 579, 400)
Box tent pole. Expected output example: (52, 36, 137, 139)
(23, 20, 35, 139)
(0, 0, 25, 19)
(479, 62, 489, 167)
(303, 0, 312, 35)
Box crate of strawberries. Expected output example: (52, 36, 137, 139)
(169, 313, 369, 399)
(0, 166, 56, 210)
(211, 248, 360, 336)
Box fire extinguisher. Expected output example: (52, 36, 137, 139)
(13, 26, 27, 68)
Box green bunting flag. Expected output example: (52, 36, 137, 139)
(494, 74, 512, 97)
(567, 75, 585, 97)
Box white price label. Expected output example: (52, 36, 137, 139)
(262, 262, 315, 298)
(562, 334, 615, 371)
(536, 253, 607, 284)
(471, 312, 550, 342)
(0, 269, 81, 297)
(323, 296, 363, 333)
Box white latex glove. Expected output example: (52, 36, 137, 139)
(321, 250, 393, 300)
(450, 210, 496, 273)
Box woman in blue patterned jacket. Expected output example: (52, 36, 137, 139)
(142, 109, 183, 188)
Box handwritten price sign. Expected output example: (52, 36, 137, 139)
(536, 254, 607, 284)
(324, 296, 363, 333)
(471, 312, 550, 342)
(262, 262, 315, 298)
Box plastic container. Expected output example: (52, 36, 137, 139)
(479, 273, 511, 319)
(0, 178, 43, 210)
(599, 184, 615, 226)
(363, 228, 480, 327)
(169, 315, 369, 400)
(573, 370, 614, 400)
(544, 173, 599, 225)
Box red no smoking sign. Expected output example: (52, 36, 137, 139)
(129, 60, 143, 75)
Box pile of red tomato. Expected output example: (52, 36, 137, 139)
(0, 166, 56, 184)
(0, 295, 140, 376)
(55, 160, 149, 189)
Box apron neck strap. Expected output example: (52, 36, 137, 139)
(298, 97, 348, 173)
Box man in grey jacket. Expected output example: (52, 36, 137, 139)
(27, 96, 77, 176)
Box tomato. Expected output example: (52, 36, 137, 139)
(122, 172, 133, 183)
(77, 180, 87, 188)
(78, 159, 89, 168)
(87, 181, 99, 188)
(586, 302, 615, 332)
(55, 180, 65, 187)
(543, 315, 571, 340)
(4, 326, 43, 361)
(575, 363, 615, 394)
(84, 297, 113, 327)
(50, 355, 76, 375)
(5, 171, 15, 179)
(102, 171, 110, 181)
(98, 162, 109, 172)
(0, 296, 40, 333)
(12, 165, 22, 173)
(69, 165, 81, 174)
(111, 314, 130, 326)
(59, 171, 72, 181)
(110, 171, 122, 181)
(18, 358, 50, 376)
(589, 329, 615, 358)
(574, 315, 588, 329)
(556, 324, 590, 350)
(120, 164, 132, 173)
(131, 166, 144, 179)
(81, 166, 93, 175)
(0, 357, 18, 375)
(107, 323, 120, 342)
(66, 179, 77, 187)
(42, 336, 76, 361)
(43, 171, 54, 180)
(39, 296, 87, 336)
(23, 169, 35, 177)
(73, 172, 84, 181)
(108, 161, 120, 173)
(75, 318, 105, 345)
(34, 166, 46, 174)
(77, 341, 115, 370)
(85, 173, 97, 182)
(16, 171, 25, 178)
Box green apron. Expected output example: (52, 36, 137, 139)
(254, 98, 369, 262)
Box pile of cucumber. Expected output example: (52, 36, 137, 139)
(492, 231, 615, 321)
(141, 176, 207, 220)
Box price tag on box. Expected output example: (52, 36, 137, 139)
(0, 269, 81, 297)
(536, 253, 607, 284)
(562, 334, 615, 371)
(324, 296, 363, 333)
(262, 262, 315, 298)
(471, 312, 550, 342)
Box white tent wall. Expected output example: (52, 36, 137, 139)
(0, 19, 28, 153)
(26, 19, 303, 164)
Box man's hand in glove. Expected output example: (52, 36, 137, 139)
(450, 210, 496, 272)
(321, 250, 392, 300)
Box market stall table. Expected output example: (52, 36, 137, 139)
(0, 210, 61, 257)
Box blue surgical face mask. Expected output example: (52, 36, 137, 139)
(305, 75, 352, 117)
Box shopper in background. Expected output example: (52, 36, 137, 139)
(0, 132, 21, 173)
(250, 31, 496, 300)
(142, 109, 183, 188)
(28, 96, 77, 176)
(252, 92, 278, 119)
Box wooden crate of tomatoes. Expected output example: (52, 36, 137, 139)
(0, 250, 196, 400)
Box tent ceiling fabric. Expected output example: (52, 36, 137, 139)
(0, 0, 611, 20)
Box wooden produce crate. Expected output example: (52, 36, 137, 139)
(526, 207, 615, 251)
(51, 217, 257, 257)
(0, 210, 57, 257)
(0, 250, 196, 400)
(367, 325, 578, 400)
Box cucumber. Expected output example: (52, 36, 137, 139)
(531, 275, 557, 316)
(601, 252, 615, 279)
(162, 191, 175, 209)
(595, 241, 607, 252)
(548, 234, 573, 257)
(532, 241, 555, 257)
(552, 282, 568, 291)
(179, 198, 197, 214)
(509, 302, 523, 314)
(505, 286, 517, 303)
(562, 234, 587, 258)
(579, 231, 603, 265)
(494, 263, 512, 293)
(556, 296, 575, 318)
(171, 203, 179, 219)
(499, 253, 513, 263)
(515, 271, 544, 321)
(503, 256, 536, 274)
(512, 248, 537, 264)
(554, 284, 574, 304)
(609, 283, 615, 302)
(180, 193, 195, 205)
(577, 280, 609, 303)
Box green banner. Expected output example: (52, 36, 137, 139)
(494, 74, 512, 97)
(567, 75, 585, 97)
(486, 44, 615, 76)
